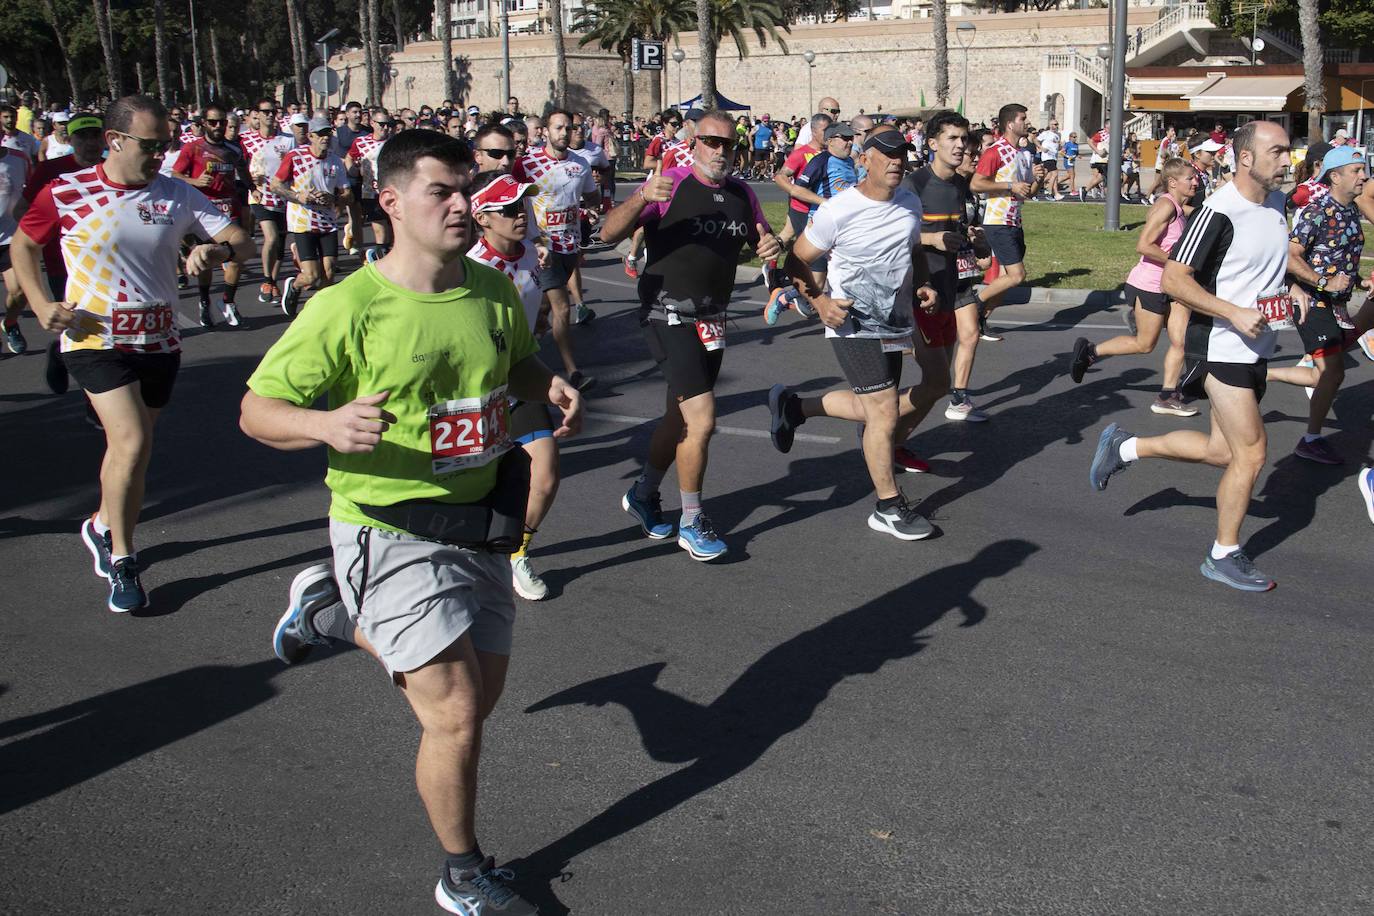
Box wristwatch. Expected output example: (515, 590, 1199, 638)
(1316, 275, 1328, 293)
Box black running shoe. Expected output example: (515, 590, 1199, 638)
(198, 303, 214, 328)
(568, 370, 596, 392)
(768, 383, 796, 453)
(1070, 337, 1093, 383)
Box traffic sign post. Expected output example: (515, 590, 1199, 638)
(309, 65, 341, 110)
(631, 39, 664, 72)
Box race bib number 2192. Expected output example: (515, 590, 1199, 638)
(428, 387, 511, 475)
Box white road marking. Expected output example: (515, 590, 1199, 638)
(585, 409, 841, 445)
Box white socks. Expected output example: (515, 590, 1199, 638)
(1211, 542, 1239, 560)
(1119, 437, 1139, 463)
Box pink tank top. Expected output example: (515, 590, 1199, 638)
(1125, 193, 1184, 293)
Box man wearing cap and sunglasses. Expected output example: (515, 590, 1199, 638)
(602, 110, 781, 561)
(171, 101, 253, 327)
(1185, 135, 1222, 208)
(345, 109, 396, 261)
(767, 126, 939, 542)
(272, 115, 352, 316)
(12, 94, 251, 613)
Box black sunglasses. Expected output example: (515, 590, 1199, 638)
(488, 201, 525, 218)
(824, 107, 841, 114)
(479, 148, 515, 160)
(257, 108, 275, 115)
(204, 118, 226, 126)
(696, 135, 736, 150)
(115, 131, 173, 154)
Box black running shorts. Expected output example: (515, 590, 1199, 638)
(291, 230, 339, 262)
(1124, 283, 1169, 317)
(643, 319, 723, 402)
(63, 349, 181, 408)
(982, 225, 1026, 268)
(831, 336, 904, 395)
(1296, 305, 1348, 359)
(251, 205, 286, 227)
(537, 251, 579, 292)
(1179, 357, 1266, 403)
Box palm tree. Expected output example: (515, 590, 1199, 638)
(92, 0, 123, 99)
(696, 0, 714, 109)
(932, 0, 948, 105)
(574, 0, 693, 113)
(283, 0, 307, 105)
(437, 0, 455, 102)
(1296, 0, 1324, 142)
(710, 0, 788, 61)
(152, 0, 172, 101)
(550, 0, 568, 107)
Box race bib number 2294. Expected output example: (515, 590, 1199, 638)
(428, 387, 511, 475)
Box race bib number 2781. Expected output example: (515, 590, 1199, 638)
(428, 387, 512, 475)
(110, 301, 175, 351)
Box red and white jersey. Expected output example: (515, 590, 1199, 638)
(347, 134, 387, 199)
(278, 115, 293, 133)
(1290, 176, 1329, 220)
(246, 132, 296, 211)
(645, 134, 688, 166)
(275, 147, 349, 233)
(511, 147, 597, 255)
(171, 138, 243, 205)
(468, 237, 541, 329)
(975, 135, 1032, 228)
(18, 165, 231, 354)
(179, 125, 197, 146)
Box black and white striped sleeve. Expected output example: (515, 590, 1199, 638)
(1169, 204, 1232, 274)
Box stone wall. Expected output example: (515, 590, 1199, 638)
(329, 7, 1162, 123)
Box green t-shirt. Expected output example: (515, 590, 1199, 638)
(247, 261, 540, 531)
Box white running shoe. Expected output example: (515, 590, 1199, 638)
(945, 398, 988, 422)
(511, 556, 549, 601)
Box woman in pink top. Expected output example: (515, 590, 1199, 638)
(1067, 158, 1199, 416)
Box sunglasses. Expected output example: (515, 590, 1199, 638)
(257, 108, 275, 115)
(204, 118, 226, 126)
(696, 135, 736, 150)
(825, 108, 841, 114)
(479, 148, 515, 159)
(484, 201, 525, 218)
(115, 131, 172, 154)
(376, 121, 394, 128)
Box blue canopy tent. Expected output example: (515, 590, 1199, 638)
(674, 92, 751, 112)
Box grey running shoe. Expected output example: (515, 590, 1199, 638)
(1200, 549, 1275, 592)
(435, 858, 536, 916)
(1090, 422, 1134, 491)
(944, 397, 988, 422)
(272, 563, 339, 664)
(867, 495, 934, 541)
(222, 300, 242, 327)
(511, 555, 549, 601)
(1294, 436, 1342, 466)
(81, 514, 113, 579)
(4, 323, 28, 354)
(1150, 393, 1198, 417)
(978, 316, 1003, 342)
(768, 383, 798, 453)
(572, 303, 596, 325)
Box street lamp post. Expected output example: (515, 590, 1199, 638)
(672, 48, 685, 108)
(1357, 79, 1374, 151)
(389, 66, 400, 111)
(956, 22, 976, 117)
(500, 0, 511, 110)
(1104, 0, 1127, 231)
(802, 50, 815, 114)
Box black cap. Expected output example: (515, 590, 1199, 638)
(862, 131, 914, 154)
(684, 108, 706, 122)
(1305, 140, 1333, 167)
(824, 124, 856, 140)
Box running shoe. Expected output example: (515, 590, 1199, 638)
(1090, 422, 1134, 491)
(511, 556, 549, 601)
(1201, 549, 1275, 592)
(768, 383, 797, 453)
(272, 563, 338, 664)
(1294, 436, 1342, 465)
(678, 513, 727, 561)
(1357, 466, 1374, 525)
(622, 486, 674, 539)
(44, 339, 69, 394)
(365, 246, 384, 263)
(794, 295, 816, 319)
(978, 316, 1003, 342)
(572, 303, 596, 325)
(867, 495, 934, 541)
(4, 323, 28, 355)
(107, 556, 149, 613)
(764, 287, 798, 326)
(279, 277, 299, 318)
(436, 858, 536, 916)
(623, 254, 639, 279)
(761, 257, 779, 290)
(568, 369, 596, 392)
(1294, 354, 1316, 399)
(944, 398, 988, 422)
(81, 514, 113, 580)
(257, 282, 273, 303)
(198, 303, 214, 328)
(1360, 330, 1374, 362)
(222, 299, 242, 327)
(1150, 393, 1198, 417)
(893, 446, 931, 474)
(1070, 337, 1093, 383)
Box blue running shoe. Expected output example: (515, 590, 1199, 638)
(436, 857, 536, 916)
(622, 486, 674, 539)
(678, 513, 727, 561)
(1090, 422, 1134, 492)
(107, 556, 149, 613)
(1357, 466, 1374, 526)
(1200, 549, 1275, 592)
(272, 563, 339, 664)
(81, 514, 112, 579)
(365, 245, 385, 263)
(794, 294, 816, 319)
(764, 287, 798, 326)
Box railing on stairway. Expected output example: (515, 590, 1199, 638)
(1129, 1, 1212, 58)
(1258, 26, 1357, 62)
(1043, 50, 1106, 90)
(1123, 112, 1152, 139)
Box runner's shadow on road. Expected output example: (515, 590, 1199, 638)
(138, 544, 332, 618)
(509, 539, 1039, 915)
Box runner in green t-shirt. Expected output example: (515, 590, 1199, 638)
(241, 130, 579, 916)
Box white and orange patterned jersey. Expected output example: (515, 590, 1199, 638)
(241, 130, 293, 208)
(975, 135, 1032, 228)
(347, 135, 386, 199)
(18, 165, 231, 354)
(468, 237, 541, 329)
(511, 147, 597, 255)
(275, 147, 349, 233)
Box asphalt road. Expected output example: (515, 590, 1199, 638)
(2, 234, 1371, 916)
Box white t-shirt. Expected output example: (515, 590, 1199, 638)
(0, 151, 29, 245)
(569, 142, 609, 170)
(1169, 182, 1289, 364)
(44, 135, 74, 160)
(1037, 130, 1060, 158)
(3, 130, 40, 159)
(802, 186, 922, 339)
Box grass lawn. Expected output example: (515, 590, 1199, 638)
(752, 200, 1151, 290)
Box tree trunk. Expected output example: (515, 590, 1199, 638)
(933, 0, 949, 106)
(391, 0, 406, 51)
(136, 61, 145, 93)
(1296, 0, 1324, 142)
(696, 0, 715, 110)
(40, 0, 82, 105)
(437, 0, 455, 101)
(284, 0, 308, 106)
(359, 0, 375, 104)
(210, 27, 224, 100)
(92, 0, 123, 100)
(622, 59, 634, 117)
(179, 48, 189, 99)
(368, 0, 384, 108)
(550, 0, 567, 106)
(152, 0, 172, 102)
(295, 0, 312, 92)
